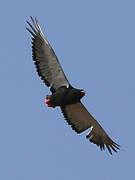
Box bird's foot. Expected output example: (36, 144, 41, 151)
(45, 95, 56, 108)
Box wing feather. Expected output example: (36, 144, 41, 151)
(26, 17, 69, 91)
(61, 102, 120, 154)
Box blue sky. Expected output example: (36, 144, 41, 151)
(0, 0, 134, 179)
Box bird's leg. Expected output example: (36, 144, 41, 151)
(45, 95, 56, 108)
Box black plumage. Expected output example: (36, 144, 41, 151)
(26, 17, 120, 155)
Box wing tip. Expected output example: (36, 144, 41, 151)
(86, 133, 120, 155)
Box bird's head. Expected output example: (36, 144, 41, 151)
(67, 88, 86, 104)
(75, 89, 86, 100)
(80, 89, 86, 97)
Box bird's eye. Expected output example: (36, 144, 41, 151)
(80, 90, 85, 95)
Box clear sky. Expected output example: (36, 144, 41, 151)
(0, 0, 134, 179)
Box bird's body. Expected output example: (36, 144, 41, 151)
(46, 86, 85, 107)
(26, 17, 120, 155)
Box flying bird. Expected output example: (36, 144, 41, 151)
(26, 17, 120, 155)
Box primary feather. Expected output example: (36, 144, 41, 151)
(61, 103, 120, 155)
(26, 16, 69, 91)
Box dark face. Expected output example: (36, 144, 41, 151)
(80, 89, 85, 97)
(76, 89, 85, 100)
(66, 88, 85, 105)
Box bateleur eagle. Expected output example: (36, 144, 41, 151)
(26, 17, 120, 155)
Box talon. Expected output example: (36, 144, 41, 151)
(47, 104, 56, 108)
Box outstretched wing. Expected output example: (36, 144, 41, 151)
(61, 102, 120, 154)
(26, 17, 69, 91)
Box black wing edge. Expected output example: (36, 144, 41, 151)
(61, 106, 120, 155)
(26, 16, 51, 88)
(61, 106, 81, 134)
(86, 131, 120, 155)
